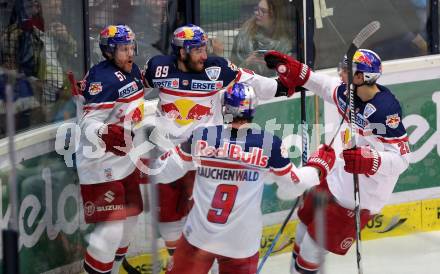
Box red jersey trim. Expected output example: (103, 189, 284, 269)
(376, 135, 409, 144)
(176, 146, 193, 162)
(270, 163, 292, 176)
(233, 70, 243, 83)
(161, 88, 218, 97)
(83, 102, 115, 111)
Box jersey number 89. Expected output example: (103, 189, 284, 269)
(207, 184, 238, 224)
(155, 66, 169, 77)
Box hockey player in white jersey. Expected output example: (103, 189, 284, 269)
(149, 83, 336, 274)
(75, 25, 146, 274)
(264, 50, 410, 274)
(142, 24, 299, 257)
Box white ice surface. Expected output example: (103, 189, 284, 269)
(260, 231, 440, 274)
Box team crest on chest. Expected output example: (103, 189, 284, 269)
(205, 66, 221, 81)
(363, 103, 377, 118)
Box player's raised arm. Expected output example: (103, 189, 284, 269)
(149, 138, 196, 184)
(270, 142, 336, 200)
(264, 50, 340, 103)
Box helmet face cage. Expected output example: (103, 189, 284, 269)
(340, 49, 382, 84)
(223, 83, 258, 120)
(172, 24, 208, 55)
(99, 25, 137, 58)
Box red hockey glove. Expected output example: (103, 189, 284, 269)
(342, 146, 382, 176)
(98, 124, 134, 156)
(306, 144, 336, 180)
(264, 50, 311, 95)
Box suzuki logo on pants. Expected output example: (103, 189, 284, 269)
(104, 191, 115, 203)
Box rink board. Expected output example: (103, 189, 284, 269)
(121, 197, 440, 274)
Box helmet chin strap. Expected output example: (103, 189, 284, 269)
(352, 72, 372, 87)
(355, 79, 375, 87)
(354, 81, 368, 88)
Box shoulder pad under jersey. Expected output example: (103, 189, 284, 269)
(83, 60, 121, 103)
(366, 85, 407, 140)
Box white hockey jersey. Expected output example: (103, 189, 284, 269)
(76, 60, 145, 184)
(143, 55, 277, 145)
(150, 125, 320, 258)
(304, 72, 410, 214)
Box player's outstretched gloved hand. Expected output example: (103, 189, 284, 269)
(342, 146, 381, 176)
(264, 50, 311, 96)
(306, 144, 336, 179)
(98, 124, 134, 156)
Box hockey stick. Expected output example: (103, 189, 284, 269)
(122, 258, 142, 274)
(258, 2, 312, 273)
(257, 197, 301, 274)
(345, 21, 381, 274)
(281, 21, 379, 274)
(299, 0, 314, 166)
(326, 21, 381, 150)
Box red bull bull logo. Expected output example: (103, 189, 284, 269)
(161, 99, 212, 126)
(353, 51, 372, 67)
(100, 25, 117, 38)
(175, 28, 194, 40)
(89, 82, 102, 95)
(386, 113, 401, 129)
(131, 104, 143, 124)
(117, 102, 144, 125)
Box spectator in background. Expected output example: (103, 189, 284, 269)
(39, 0, 78, 120)
(0, 0, 44, 137)
(228, 0, 295, 76)
(313, 0, 429, 68)
(22, 0, 44, 32)
(1, 0, 44, 76)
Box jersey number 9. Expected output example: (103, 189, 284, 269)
(207, 184, 238, 224)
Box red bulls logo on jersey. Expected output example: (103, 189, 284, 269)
(195, 140, 268, 167)
(161, 99, 212, 126)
